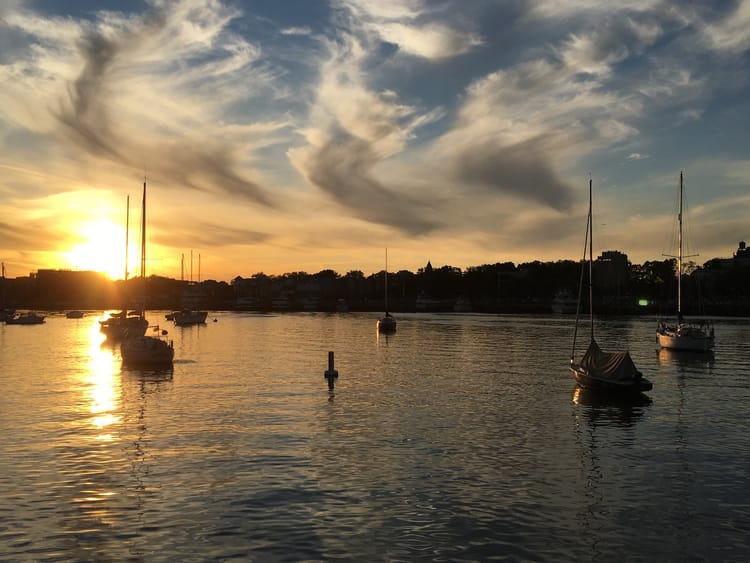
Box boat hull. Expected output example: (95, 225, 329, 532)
(5, 312, 45, 325)
(173, 310, 208, 326)
(100, 316, 148, 339)
(121, 335, 174, 367)
(656, 326, 714, 351)
(570, 364, 653, 393)
(377, 316, 397, 333)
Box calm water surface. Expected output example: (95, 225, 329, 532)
(1, 312, 749, 561)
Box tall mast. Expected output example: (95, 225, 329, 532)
(384, 247, 389, 314)
(141, 179, 147, 280)
(677, 171, 683, 317)
(125, 195, 130, 281)
(588, 176, 594, 340)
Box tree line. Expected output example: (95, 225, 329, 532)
(4, 256, 749, 315)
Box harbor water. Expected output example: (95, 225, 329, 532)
(1, 312, 749, 561)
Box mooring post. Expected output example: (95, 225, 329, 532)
(324, 351, 339, 390)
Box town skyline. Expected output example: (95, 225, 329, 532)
(1, 1, 749, 281)
(5, 241, 748, 286)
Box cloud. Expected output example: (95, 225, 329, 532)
(446, 136, 576, 210)
(701, 0, 750, 53)
(4, 0, 281, 206)
(288, 31, 446, 235)
(292, 131, 439, 235)
(369, 21, 481, 59)
(280, 26, 312, 36)
(338, 0, 482, 60)
(156, 220, 270, 249)
(2, 0, 750, 279)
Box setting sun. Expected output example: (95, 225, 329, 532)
(64, 219, 131, 280)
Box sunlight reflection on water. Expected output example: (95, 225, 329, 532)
(1, 312, 749, 560)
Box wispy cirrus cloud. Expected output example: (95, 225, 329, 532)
(338, 0, 482, 60)
(1, 0, 750, 278)
(3, 0, 284, 207)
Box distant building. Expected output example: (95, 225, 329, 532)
(35, 269, 111, 308)
(595, 250, 629, 295)
(734, 241, 750, 261)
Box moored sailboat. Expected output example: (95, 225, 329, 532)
(377, 248, 397, 333)
(172, 251, 208, 326)
(100, 195, 148, 339)
(656, 172, 714, 351)
(172, 309, 208, 326)
(570, 177, 652, 394)
(5, 311, 46, 325)
(121, 179, 174, 368)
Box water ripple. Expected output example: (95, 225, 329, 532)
(1, 314, 749, 560)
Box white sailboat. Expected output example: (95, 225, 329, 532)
(377, 248, 397, 333)
(570, 177, 652, 394)
(656, 172, 714, 351)
(121, 179, 174, 368)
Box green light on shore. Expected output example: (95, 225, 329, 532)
(638, 299, 649, 306)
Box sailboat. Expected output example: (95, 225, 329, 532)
(570, 177, 652, 393)
(656, 172, 714, 351)
(377, 248, 397, 333)
(100, 195, 148, 339)
(172, 251, 208, 326)
(120, 179, 174, 368)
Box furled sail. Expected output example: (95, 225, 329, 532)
(580, 339, 641, 382)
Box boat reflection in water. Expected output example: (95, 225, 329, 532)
(572, 385, 651, 427)
(657, 347, 715, 369)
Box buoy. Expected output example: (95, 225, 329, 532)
(324, 351, 339, 390)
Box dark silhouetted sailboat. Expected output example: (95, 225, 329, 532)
(570, 177, 652, 394)
(100, 195, 148, 339)
(121, 179, 174, 368)
(377, 248, 397, 333)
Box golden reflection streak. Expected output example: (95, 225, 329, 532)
(86, 319, 122, 439)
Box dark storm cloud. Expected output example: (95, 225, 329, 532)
(54, 6, 275, 207)
(303, 133, 440, 235)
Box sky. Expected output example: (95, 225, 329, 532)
(1, 0, 749, 282)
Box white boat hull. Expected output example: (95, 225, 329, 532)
(656, 325, 714, 351)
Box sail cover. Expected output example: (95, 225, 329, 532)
(580, 339, 640, 382)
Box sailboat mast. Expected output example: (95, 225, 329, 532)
(141, 180, 147, 280)
(677, 171, 683, 317)
(125, 195, 130, 281)
(384, 247, 389, 314)
(588, 177, 594, 340)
